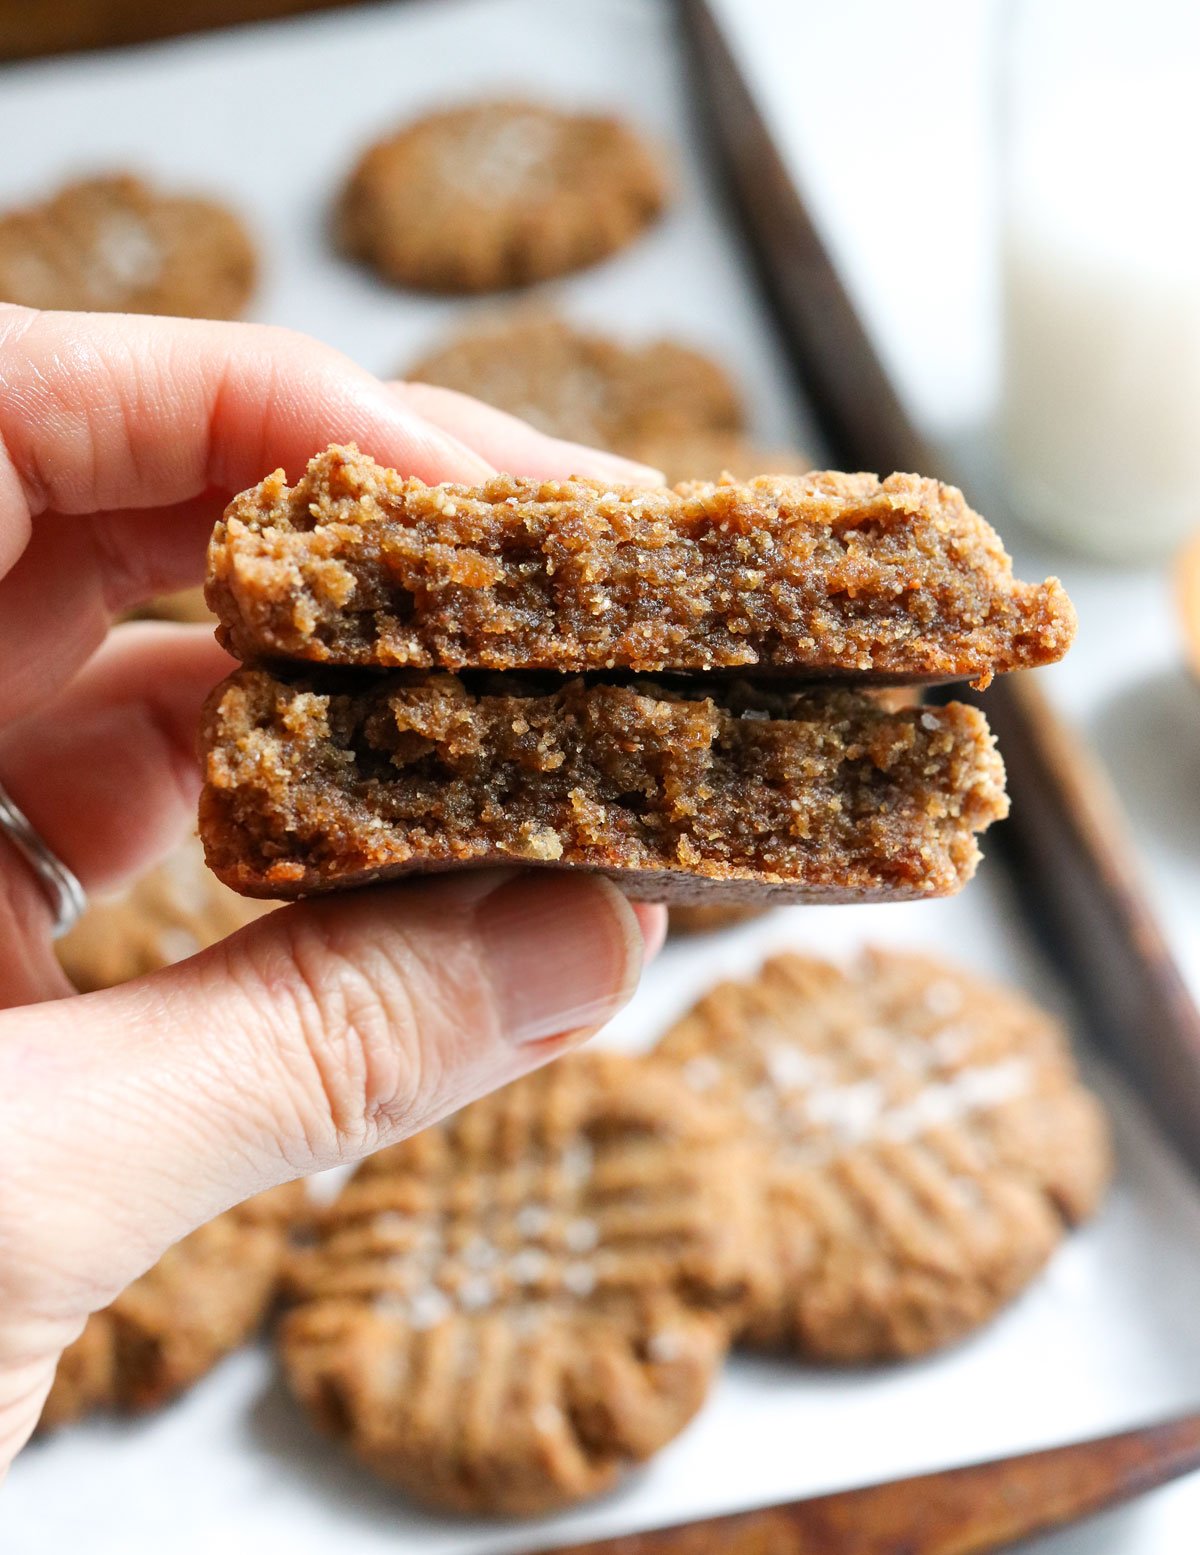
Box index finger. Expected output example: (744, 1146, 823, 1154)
(0, 305, 495, 578)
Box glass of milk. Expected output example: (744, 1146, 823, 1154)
(1000, 0, 1200, 561)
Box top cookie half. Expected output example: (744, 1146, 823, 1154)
(207, 446, 1074, 687)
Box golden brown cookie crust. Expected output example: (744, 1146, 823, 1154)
(338, 102, 668, 293)
(198, 668, 1007, 904)
(280, 1053, 754, 1514)
(657, 950, 1111, 1361)
(57, 833, 273, 992)
(0, 174, 256, 319)
(408, 313, 742, 448)
(207, 446, 1076, 686)
(40, 1183, 306, 1429)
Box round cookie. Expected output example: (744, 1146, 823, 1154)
(408, 311, 742, 449)
(280, 1052, 756, 1514)
(339, 102, 669, 292)
(57, 831, 273, 992)
(40, 1182, 306, 1429)
(0, 174, 256, 319)
(625, 428, 812, 486)
(657, 949, 1111, 1361)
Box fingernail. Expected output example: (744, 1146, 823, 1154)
(474, 874, 645, 1045)
(631, 903, 668, 964)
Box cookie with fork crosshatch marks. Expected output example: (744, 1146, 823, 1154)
(278, 1052, 758, 1514)
(657, 949, 1111, 1362)
(39, 1182, 307, 1429)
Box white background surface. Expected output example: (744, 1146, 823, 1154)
(3, 1, 1200, 1550)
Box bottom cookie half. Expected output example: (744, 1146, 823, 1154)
(199, 669, 1007, 904)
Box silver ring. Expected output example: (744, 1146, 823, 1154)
(0, 778, 87, 938)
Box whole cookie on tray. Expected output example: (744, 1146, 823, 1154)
(0, 174, 256, 319)
(657, 949, 1112, 1361)
(279, 1053, 756, 1513)
(40, 1182, 306, 1429)
(57, 831, 273, 992)
(338, 101, 669, 292)
(408, 312, 742, 448)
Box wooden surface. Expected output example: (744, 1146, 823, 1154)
(512, 1414, 1200, 1555)
(678, 0, 1200, 1179)
(0, 0, 366, 62)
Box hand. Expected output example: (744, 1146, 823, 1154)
(0, 305, 666, 1474)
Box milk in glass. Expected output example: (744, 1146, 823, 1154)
(1001, 3, 1200, 560)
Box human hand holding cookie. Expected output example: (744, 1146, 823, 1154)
(0, 304, 666, 1476)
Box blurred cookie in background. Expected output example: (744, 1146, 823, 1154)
(129, 586, 214, 625)
(407, 310, 741, 449)
(0, 174, 257, 318)
(339, 102, 669, 293)
(670, 903, 766, 936)
(658, 949, 1111, 1362)
(40, 1182, 307, 1429)
(57, 831, 272, 992)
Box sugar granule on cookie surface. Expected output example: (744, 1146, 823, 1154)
(206, 446, 1075, 686)
(656, 949, 1111, 1361)
(279, 1053, 757, 1514)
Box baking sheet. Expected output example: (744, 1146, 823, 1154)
(4, 2, 1200, 1550)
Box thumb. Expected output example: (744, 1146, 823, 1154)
(0, 872, 659, 1319)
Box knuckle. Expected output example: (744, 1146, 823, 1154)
(228, 909, 429, 1158)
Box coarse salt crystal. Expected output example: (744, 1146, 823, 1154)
(562, 1262, 597, 1298)
(564, 1218, 599, 1254)
(515, 1203, 553, 1238)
